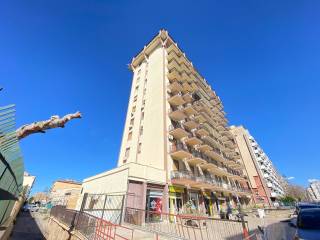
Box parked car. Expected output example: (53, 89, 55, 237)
(293, 208, 320, 240)
(295, 203, 320, 215)
(22, 204, 39, 212)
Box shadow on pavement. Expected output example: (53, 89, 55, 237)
(10, 211, 45, 240)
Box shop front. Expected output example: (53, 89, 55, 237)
(169, 186, 184, 215)
(146, 185, 164, 222)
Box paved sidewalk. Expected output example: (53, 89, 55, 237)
(10, 212, 45, 240)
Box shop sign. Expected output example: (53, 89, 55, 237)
(169, 186, 184, 193)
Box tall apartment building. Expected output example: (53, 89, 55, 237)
(79, 30, 252, 218)
(230, 126, 284, 206)
(307, 180, 320, 202)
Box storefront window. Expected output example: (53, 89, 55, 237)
(146, 190, 162, 222)
(188, 192, 199, 213)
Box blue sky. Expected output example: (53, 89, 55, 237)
(1, 0, 319, 193)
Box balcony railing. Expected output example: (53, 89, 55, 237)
(171, 171, 251, 194)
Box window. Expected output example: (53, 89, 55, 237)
(134, 96, 137, 102)
(138, 143, 142, 153)
(125, 148, 130, 158)
(130, 118, 134, 125)
(137, 69, 141, 75)
(142, 100, 146, 106)
(139, 126, 143, 136)
(141, 112, 144, 120)
(132, 106, 136, 113)
(127, 132, 132, 141)
(137, 77, 140, 82)
(123, 159, 127, 163)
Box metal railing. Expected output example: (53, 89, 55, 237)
(51, 206, 133, 240)
(171, 171, 250, 194)
(124, 207, 251, 240)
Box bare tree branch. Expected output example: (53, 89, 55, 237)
(16, 111, 82, 140)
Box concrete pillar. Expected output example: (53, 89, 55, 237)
(162, 183, 169, 213)
(141, 182, 147, 225)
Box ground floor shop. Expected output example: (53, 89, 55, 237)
(126, 180, 252, 220)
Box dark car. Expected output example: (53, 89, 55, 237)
(295, 203, 320, 215)
(293, 208, 320, 240)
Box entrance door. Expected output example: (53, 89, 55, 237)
(170, 194, 183, 213)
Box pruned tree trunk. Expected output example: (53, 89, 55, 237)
(16, 112, 81, 140)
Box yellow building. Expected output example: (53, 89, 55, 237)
(78, 30, 252, 217)
(50, 180, 82, 209)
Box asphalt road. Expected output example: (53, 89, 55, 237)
(264, 220, 296, 240)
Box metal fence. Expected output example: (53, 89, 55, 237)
(51, 206, 134, 240)
(80, 193, 125, 225)
(0, 104, 24, 225)
(124, 207, 260, 240)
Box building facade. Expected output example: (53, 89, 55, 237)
(230, 126, 284, 206)
(50, 180, 82, 209)
(307, 180, 320, 202)
(23, 172, 36, 198)
(79, 30, 252, 218)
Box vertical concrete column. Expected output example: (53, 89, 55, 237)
(162, 183, 169, 213)
(141, 181, 147, 225)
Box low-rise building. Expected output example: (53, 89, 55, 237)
(50, 180, 82, 209)
(32, 192, 49, 204)
(230, 126, 285, 206)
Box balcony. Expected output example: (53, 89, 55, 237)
(183, 120, 198, 131)
(181, 71, 191, 83)
(186, 156, 206, 166)
(184, 104, 197, 116)
(196, 144, 212, 153)
(168, 59, 181, 71)
(181, 82, 193, 93)
(225, 160, 244, 170)
(190, 82, 198, 91)
(168, 81, 183, 93)
(184, 135, 203, 147)
(169, 125, 189, 140)
(169, 107, 186, 121)
(167, 69, 181, 81)
(228, 174, 246, 181)
(194, 114, 206, 124)
(170, 143, 192, 161)
(210, 167, 229, 177)
(206, 149, 225, 163)
(182, 93, 193, 103)
(167, 44, 181, 57)
(216, 125, 226, 131)
(196, 128, 209, 137)
(171, 170, 195, 185)
(168, 93, 185, 106)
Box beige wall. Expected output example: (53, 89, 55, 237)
(230, 126, 259, 188)
(116, 42, 167, 183)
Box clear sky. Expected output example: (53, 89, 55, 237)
(1, 0, 319, 193)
